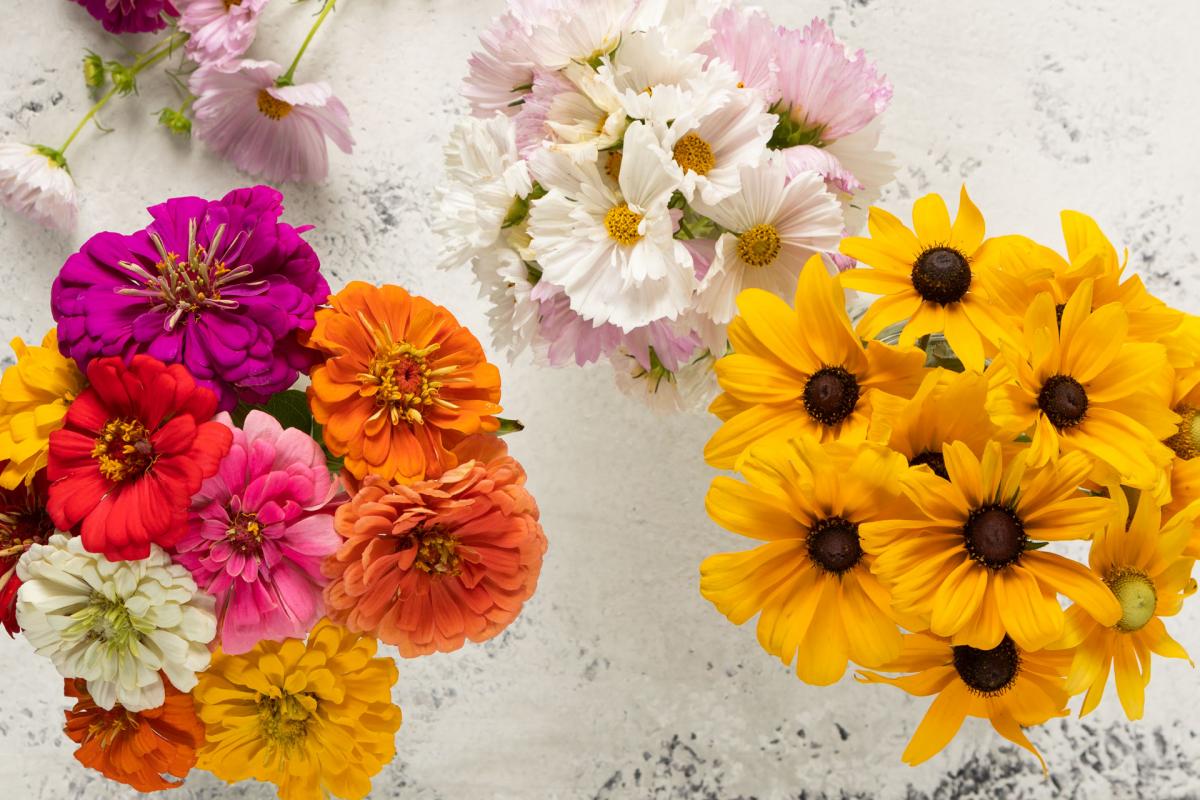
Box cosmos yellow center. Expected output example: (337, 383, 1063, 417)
(91, 419, 153, 483)
(1107, 569, 1157, 632)
(410, 526, 462, 577)
(736, 223, 782, 267)
(672, 132, 716, 175)
(257, 692, 315, 750)
(604, 204, 644, 246)
(257, 89, 294, 121)
(362, 341, 444, 427)
(1166, 404, 1200, 460)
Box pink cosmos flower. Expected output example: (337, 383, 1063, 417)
(700, 7, 781, 102)
(190, 60, 354, 184)
(532, 284, 622, 367)
(178, 0, 269, 65)
(464, 11, 537, 118)
(174, 410, 343, 655)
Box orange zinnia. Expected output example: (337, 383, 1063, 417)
(63, 677, 204, 792)
(307, 282, 503, 483)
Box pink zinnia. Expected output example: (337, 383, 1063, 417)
(190, 60, 354, 184)
(178, 0, 269, 65)
(174, 410, 343, 655)
(72, 0, 178, 34)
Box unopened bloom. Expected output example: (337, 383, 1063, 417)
(0, 144, 79, 231)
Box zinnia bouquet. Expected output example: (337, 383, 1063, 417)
(699, 187, 1200, 770)
(440, 0, 895, 412)
(4, 185, 547, 798)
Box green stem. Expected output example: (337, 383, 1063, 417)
(279, 0, 337, 86)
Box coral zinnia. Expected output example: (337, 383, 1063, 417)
(175, 410, 343, 654)
(195, 619, 402, 800)
(46, 355, 232, 561)
(863, 440, 1121, 652)
(839, 187, 1009, 372)
(857, 632, 1072, 770)
(323, 434, 546, 657)
(64, 676, 204, 792)
(52, 186, 330, 411)
(701, 436, 911, 684)
(704, 255, 925, 470)
(307, 282, 503, 483)
(0, 329, 84, 489)
(0, 470, 55, 635)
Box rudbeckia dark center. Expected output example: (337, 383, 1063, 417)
(803, 367, 860, 426)
(1038, 374, 1088, 429)
(807, 516, 862, 574)
(909, 450, 948, 480)
(911, 247, 972, 304)
(1054, 303, 1066, 328)
(1166, 403, 1200, 460)
(953, 636, 1020, 695)
(964, 505, 1026, 568)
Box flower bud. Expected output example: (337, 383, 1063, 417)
(157, 108, 192, 136)
(109, 63, 137, 96)
(82, 52, 105, 89)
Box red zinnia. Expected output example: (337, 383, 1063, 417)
(0, 469, 55, 635)
(47, 355, 231, 561)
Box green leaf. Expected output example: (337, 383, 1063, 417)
(496, 417, 525, 436)
(233, 389, 345, 475)
(1024, 540, 1050, 551)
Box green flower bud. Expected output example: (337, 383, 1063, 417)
(82, 52, 106, 90)
(157, 108, 192, 136)
(109, 63, 137, 96)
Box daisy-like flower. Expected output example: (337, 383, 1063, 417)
(528, 121, 696, 331)
(839, 187, 1010, 373)
(16, 534, 216, 711)
(306, 282, 503, 483)
(857, 633, 1072, 770)
(516, 64, 627, 160)
(194, 619, 403, 800)
(1164, 364, 1200, 517)
(863, 440, 1121, 652)
(64, 677, 204, 792)
(690, 164, 844, 324)
(0, 329, 84, 489)
(178, 0, 269, 65)
(1057, 490, 1199, 719)
(464, 10, 537, 117)
(0, 143, 79, 231)
(527, 0, 636, 70)
(704, 256, 926, 470)
(72, 0, 178, 34)
(175, 411, 343, 655)
(612, 348, 716, 413)
(46, 356, 232, 561)
(52, 186, 330, 411)
(0, 471, 55, 635)
(699, 6, 781, 100)
(323, 435, 546, 657)
(191, 60, 354, 184)
(886, 369, 997, 481)
(532, 283, 623, 366)
(473, 246, 542, 362)
(596, 27, 730, 123)
(986, 283, 1177, 490)
(702, 437, 911, 684)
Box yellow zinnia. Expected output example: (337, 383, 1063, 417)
(1057, 490, 1199, 720)
(194, 619, 402, 800)
(839, 186, 1010, 372)
(857, 632, 1071, 770)
(0, 329, 83, 488)
(704, 255, 925, 470)
(701, 436, 912, 685)
(862, 440, 1121, 651)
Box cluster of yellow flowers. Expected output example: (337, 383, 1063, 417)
(700, 188, 1200, 769)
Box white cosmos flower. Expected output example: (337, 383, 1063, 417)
(661, 90, 776, 205)
(528, 121, 695, 331)
(0, 143, 78, 231)
(435, 113, 532, 270)
(16, 534, 216, 712)
(528, 0, 637, 69)
(597, 28, 729, 122)
(473, 244, 541, 361)
(631, 0, 727, 52)
(822, 118, 897, 234)
(612, 348, 717, 413)
(691, 159, 844, 324)
(518, 64, 627, 161)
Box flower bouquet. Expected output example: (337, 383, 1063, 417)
(440, 0, 895, 411)
(2, 186, 546, 797)
(700, 187, 1200, 769)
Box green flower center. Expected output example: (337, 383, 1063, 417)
(1107, 568, 1157, 633)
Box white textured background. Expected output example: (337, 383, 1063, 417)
(2, 1, 1199, 798)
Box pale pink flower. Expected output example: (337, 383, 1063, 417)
(532, 284, 622, 367)
(464, 12, 537, 118)
(178, 0, 269, 65)
(700, 7, 781, 102)
(0, 143, 78, 231)
(174, 410, 343, 655)
(190, 60, 354, 184)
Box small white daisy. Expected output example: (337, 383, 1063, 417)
(612, 348, 717, 414)
(597, 28, 726, 122)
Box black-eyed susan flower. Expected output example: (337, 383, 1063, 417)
(862, 440, 1121, 652)
(701, 436, 912, 685)
(1162, 364, 1200, 517)
(885, 368, 996, 481)
(704, 255, 925, 470)
(857, 632, 1072, 770)
(838, 187, 1010, 372)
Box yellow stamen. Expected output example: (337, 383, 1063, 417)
(257, 89, 294, 121)
(604, 204, 644, 246)
(90, 419, 153, 483)
(737, 223, 782, 267)
(672, 132, 716, 176)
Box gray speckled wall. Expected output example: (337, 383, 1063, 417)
(1, 1, 1199, 798)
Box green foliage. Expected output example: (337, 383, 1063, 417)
(233, 390, 345, 473)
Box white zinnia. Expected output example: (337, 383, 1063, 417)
(0, 143, 79, 231)
(16, 534, 217, 712)
(528, 121, 695, 331)
(691, 159, 844, 324)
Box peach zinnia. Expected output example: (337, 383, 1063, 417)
(307, 282, 503, 483)
(323, 435, 546, 657)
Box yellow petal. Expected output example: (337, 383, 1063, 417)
(994, 564, 1064, 651)
(949, 186, 985, 253)
(1023, 551, 1121, 627)
(911, 193, 952, 244)
(900, 680, 970, 766)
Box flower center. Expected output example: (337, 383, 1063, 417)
(911, 247, 972, 304)
(1054, 303, 1066, 328)
(257, 692, 315, 750)
(91, 418, 153, 483)
(1106, 568, 1157, 632)
(226, 511, 265, 554)
(76, 593, 140, 650)
(909, 450, 949, 480)
(953, 636, 1020, 695)
(806, 517, 862, 574)
(963, 505, 1027, 569)
(361, 340, 446, 426)
(223, 0, 243, 8)
(736, 223, 782, 268)
(407, 525, 463, 577)
(1038, 374, 1089, 429)
(802, 366, 860, 426)
(1166, 403, 1200, 460)
(672, 132, 716, 176)
(257, 89, 294, 121)
(604, 204, 644, 246)
(0, 492, 54, 563)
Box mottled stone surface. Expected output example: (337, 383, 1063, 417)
(1, 1, 1199, 798)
